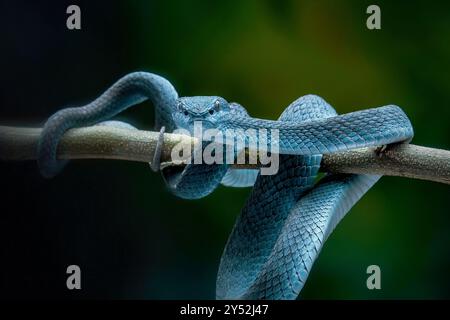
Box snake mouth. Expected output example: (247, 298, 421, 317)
(190, 119, 214, 128)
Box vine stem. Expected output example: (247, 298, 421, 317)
(0, 125, 449, 185)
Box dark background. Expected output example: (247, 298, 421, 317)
(0, 0, 449, 299)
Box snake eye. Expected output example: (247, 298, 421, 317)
(177, 102, 189, 116)
(212, 99, 221, 114)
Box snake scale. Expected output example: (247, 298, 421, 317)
(37, 72, 414, 299)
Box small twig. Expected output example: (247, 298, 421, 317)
(0, 125, 449, 185)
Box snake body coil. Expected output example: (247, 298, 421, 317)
(37, 72, 414, 299)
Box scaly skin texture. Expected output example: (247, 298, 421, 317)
(37, 72, 414, 299)
(216, 96, 381, 299)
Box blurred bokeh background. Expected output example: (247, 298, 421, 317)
(0, 0, 449, 299)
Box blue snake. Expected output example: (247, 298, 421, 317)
(37, 72, 414, 299)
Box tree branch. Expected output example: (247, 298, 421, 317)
(0, 125, 449, 185)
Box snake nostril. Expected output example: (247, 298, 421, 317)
(209, 110, 214, 115)
(184, 111, 189, 116)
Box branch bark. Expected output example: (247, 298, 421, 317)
(0, 125, 449, 185)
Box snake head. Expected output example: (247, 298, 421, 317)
(173, 96, 230, 134)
